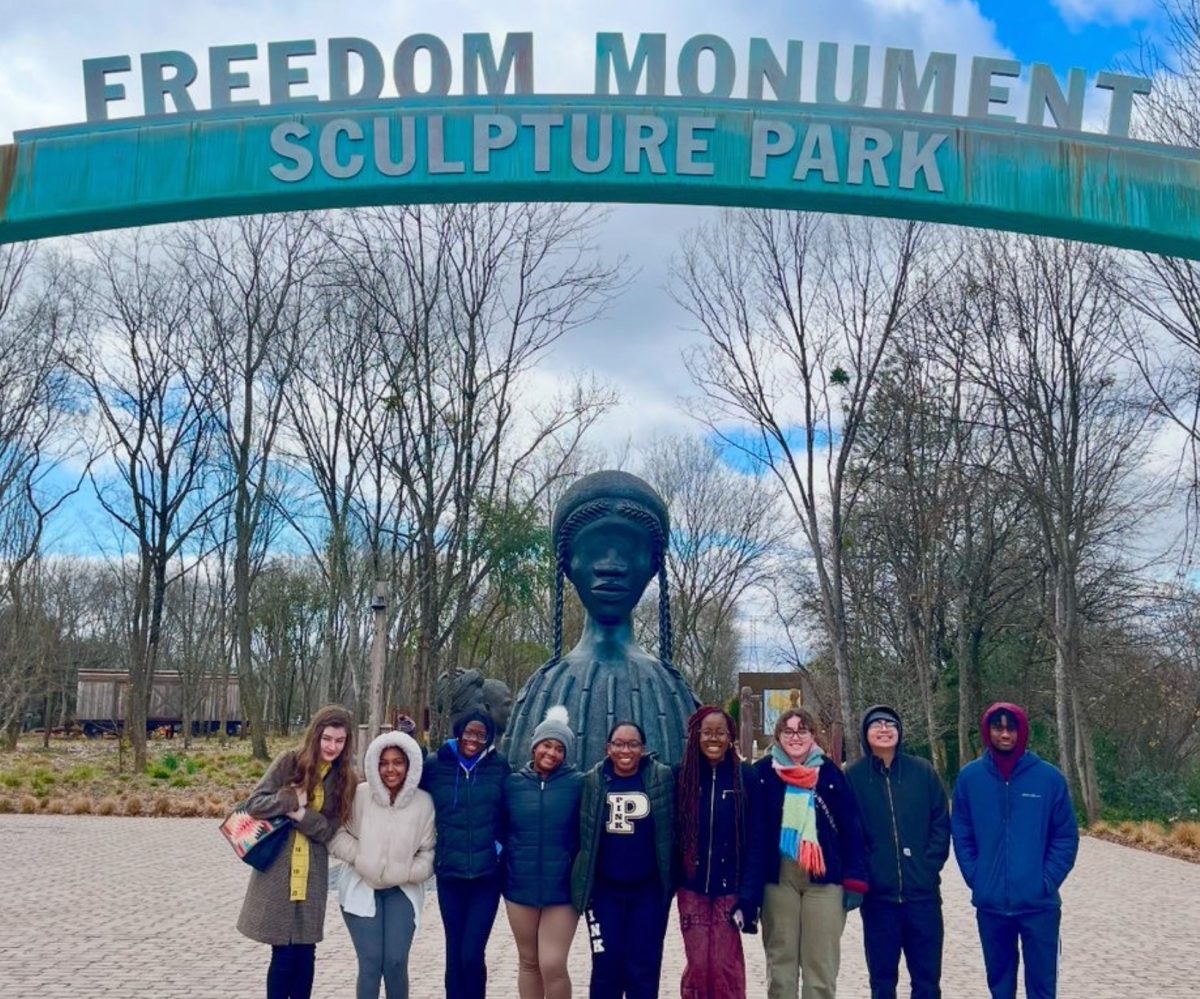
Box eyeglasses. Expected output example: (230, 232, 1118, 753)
(779, 728, 810, 740)
(609, 740, 643, 751)
(868, 720, 898, 731)
(460, 731, 489, 744)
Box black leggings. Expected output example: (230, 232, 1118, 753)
(267, 943, 315, 999)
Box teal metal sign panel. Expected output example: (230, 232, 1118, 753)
(2, 96, 1198, 257)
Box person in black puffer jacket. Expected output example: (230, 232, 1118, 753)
(674, 706, 762, 999)
(421, 711, 510, 999)
(502, 705, 584, 999)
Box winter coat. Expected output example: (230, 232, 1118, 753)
(845, 706, 950, 904)
(675, 756, 762, 902)
(421, 740, 509, 881)
(502, 762, 584, 907)
(951, 739, 1079, 914)
(571, 755, 675, 912)
(236, 750, 342, 946)
(752, 752, 870, 894)
(330, 731, 436, 890)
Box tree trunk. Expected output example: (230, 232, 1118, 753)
(1071, 687, 1101, 823)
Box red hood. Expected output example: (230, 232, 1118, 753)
(980, 701, 1029, 759)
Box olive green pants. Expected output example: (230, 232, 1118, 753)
(761, 857, 845, 999)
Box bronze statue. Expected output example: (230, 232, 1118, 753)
(434, 667, 513, 738)
(503, 470, 698, 768)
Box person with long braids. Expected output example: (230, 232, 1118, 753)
(503, 470, 699, 770)
(237, 704, 357, 999)
(752, 708, 869, 999)
(674, 706, 762, 999)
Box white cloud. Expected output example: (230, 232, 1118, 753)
(1051, 0, 1155, 27)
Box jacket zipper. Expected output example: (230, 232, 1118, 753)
(539, 777, 546, 906)
(1003, 778, 1011, 911)
(704, 770, 716, 893)
(883, 769, 904, 901)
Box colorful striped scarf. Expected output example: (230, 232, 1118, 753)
(289, 760, 329, 902)
(771, 743, 827, 878)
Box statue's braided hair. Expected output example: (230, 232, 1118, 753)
(549, 497, 673, 667)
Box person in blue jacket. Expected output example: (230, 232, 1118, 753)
(845, 705, 950, 999)
(951, 702, 1080, 999)
(501, 705, 584, 999)
(422, 710, 510, 999)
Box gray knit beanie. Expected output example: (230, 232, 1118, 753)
(530, 705, 575, 759)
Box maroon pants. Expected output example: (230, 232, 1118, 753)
(678, 889, 746, 999)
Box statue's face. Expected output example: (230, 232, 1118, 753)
(567, 514, 656, 622)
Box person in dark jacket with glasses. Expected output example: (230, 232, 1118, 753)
(422, 710, 510, 999)
(502, 705, 584, 999)
(845, 705, 950, 999)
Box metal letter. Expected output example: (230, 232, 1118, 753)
(881, 48, 956, 115)
(329, 38, 385, 101)
(83, 55, 131, 122)
(967, 57, 1020, 122)
(747, 38, 802, 102)
(394, 34, 452, 97)
(140, 51, 197, 116)
(319, 118, 365, 179)
(209, 44, 260, 109)
(373, 116, 416, 176)
(521, 113, 565, 172)
(268, 40, 317, 104)
(473, 114, 518, 172)
(463, 33, 534, 95)
(427, 115, 465, 173)
(899, 131, 947, 191)
(749, 120, 795, 179)
(848, 126, 893, 186)
(624, 115, 668, 174)
(594, 33, 666, 96)
(794, 124, 838, 182)
(677, 35, 735, 99)
(1096, 71, 1153, 138)
(1027, 64, 1086, 129)
(676, 116, 716, 175)
(570, 113, 613, 173)
(269, 121, 313, 181)
(816, 42, 870, 106)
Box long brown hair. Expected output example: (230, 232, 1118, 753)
(677, 706, 744, 882)
(292, 704, 356, 825)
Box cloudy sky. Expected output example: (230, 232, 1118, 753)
(0, 0, 1168, 570)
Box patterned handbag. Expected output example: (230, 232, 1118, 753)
(219, 802, 292, 871)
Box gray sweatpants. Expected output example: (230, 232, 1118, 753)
(342, 887, 416, 999)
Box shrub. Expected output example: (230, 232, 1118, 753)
(1, 773, 22, 789)
(147, 763, 173, 780)
(0, 796, 13, 813)
(64, 765, 98, 783)
(169, 774, 190, 788)
(69, 796, 92, 815)
(45, 798, 66, 814)
(124, 795, 144, 816)
(173, 797, 201, 817)
(152, 794, 171, 817)
(1170, 821, 1200, 850)
(183, 757, 200, 775)
(18, 795, 39, 814)
(95, 797, 119, 816)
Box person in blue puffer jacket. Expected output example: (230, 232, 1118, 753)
(951, 702, 1080, 999)
(501, 705, 584, 999)
(421, 710, 510, 999)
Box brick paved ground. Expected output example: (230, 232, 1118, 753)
(0, 815, 1194, 997)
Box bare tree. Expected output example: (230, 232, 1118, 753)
(71, 232, 226, 770)
(674, 212, 928, 756)
(955, 234, 1160, 821)
(639, 433, 785, 703)
(180, 214, 319, 760)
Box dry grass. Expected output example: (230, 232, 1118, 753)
(1169, 821, 1200, 850)
(151, 794, 171, 817)
(18, 794, 39, 814)
(123, 795, 143, 817)
(95, 797, 120, 816)
(0, 796, 12, 813)
(44, 798, 65, 814)
(68, 795, 92, 815)
(1090, 819, 1200, 863)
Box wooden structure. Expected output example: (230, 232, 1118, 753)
(75, 671, 240, 736)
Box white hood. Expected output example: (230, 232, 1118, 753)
(363, 730, 425, 809)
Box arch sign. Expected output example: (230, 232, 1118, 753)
(1, 32, 1198, 257)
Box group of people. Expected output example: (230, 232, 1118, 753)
(234, 697, 1079, 999)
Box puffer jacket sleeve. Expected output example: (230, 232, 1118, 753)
(408, 796, 437, 884)
(244, 751, 300, 818)
(1043, 772, 1080, 891)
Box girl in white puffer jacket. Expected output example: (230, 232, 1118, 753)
(331, 730, 436, 999)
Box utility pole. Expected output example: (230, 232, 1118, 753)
(367, 581, 388, 739)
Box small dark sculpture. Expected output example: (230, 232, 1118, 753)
(503, 470, 698, 768)
(434, 668, 513, 738)
(481, 678, 513, 736)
